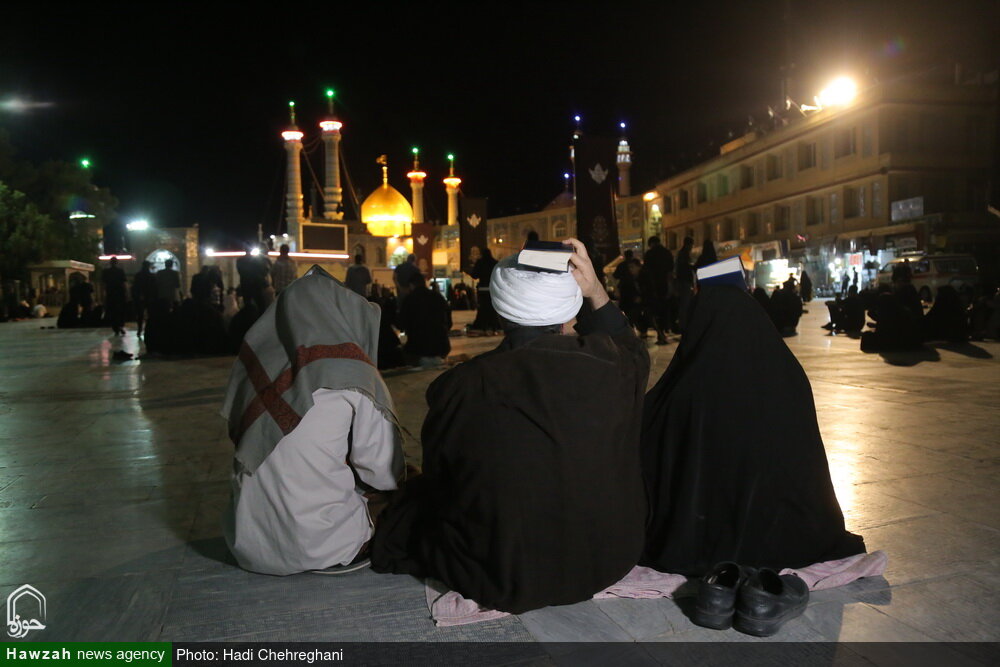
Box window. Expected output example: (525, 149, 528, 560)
(678, 189, 690, 209)
(798, 142, 816, 170)
(740, 165, 754, 189)
(966, 115, 987, 153)
(806, 197, 823, 225)
(862, 124, 874, 157)
(667, 231, 678, 249)
(721, 218, 734, 240)
(844, 187, 861, 218)
(829, 192, 840, 224)
(697, 182, 708, 204)
(702, 222, 712, 242)
(872, 181, 882, 217)
(716, 173, 729, 197)
(766, 154, 783, 181)
(494, 223, 508, 244)
(894, 118, 910, 152)
(834, 127, 856, 158)
(552, 220, 568, 239)
(662, 196, 673, 214)
(746, 211, 759, 237)
(774, 205, 790, 232)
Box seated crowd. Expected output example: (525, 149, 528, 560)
(220, 237, 870, 635)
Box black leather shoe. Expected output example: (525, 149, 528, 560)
(734, 569, 809, 637)
(692, 562, 752, 630)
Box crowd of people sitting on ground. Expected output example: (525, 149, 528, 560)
(222, 238, 875, 638)
(817, 267, 998, 351)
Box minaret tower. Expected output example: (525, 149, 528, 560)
(443, 153, 462, 226)
(319, 89, 344, 220)
(407, 147, 427, 224)
(617, 121, 632, 197)
(282, 101, 305, 249)
(570, 114, 582, 198)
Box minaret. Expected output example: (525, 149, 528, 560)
(282, 101, 305, 249)
(320, 89, 344, 220)
(407, 147, 427, 223)
(617, 121, 632, 197)
(570, 114, 582, 198)
(443, 153, 462, 226)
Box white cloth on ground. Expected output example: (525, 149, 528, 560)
(425, 550, 888, 627)
(223, 388, 403, 576)
(489, 254, 583, 327)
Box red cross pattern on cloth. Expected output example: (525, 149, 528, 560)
(235, 342, 373, 443)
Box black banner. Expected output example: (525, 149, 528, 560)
(410, 223, 435, 278)
(574, 136, 620, 269)
(459, 197, 488, 275)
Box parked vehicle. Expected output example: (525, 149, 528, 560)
(876, 253, 980, 301)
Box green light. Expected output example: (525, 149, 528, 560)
(326, 89, 335, 98)
(79, 158, 91, 169)
(412, 147, 419, 155)
(288, 101, 295, 107)
(447, 153, 454, 161)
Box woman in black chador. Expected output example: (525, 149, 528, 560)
(640, 285, 865, 576)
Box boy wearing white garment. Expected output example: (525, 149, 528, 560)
(221, 266, 404, 575)
(372, 239, 650, 613)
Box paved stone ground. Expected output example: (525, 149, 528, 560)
(0, 302, 997, 654)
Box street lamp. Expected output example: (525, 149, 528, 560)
(816, 77, 857, 108)
(126, 219, 150, 231)
(79, 157, 91, 169)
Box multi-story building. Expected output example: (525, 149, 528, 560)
(645, 76, 998, 290)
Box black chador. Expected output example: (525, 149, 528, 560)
(372, 303, 649, 613)
(640, 285, 865, 576)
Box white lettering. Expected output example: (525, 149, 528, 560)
(176, 649, 216, 662)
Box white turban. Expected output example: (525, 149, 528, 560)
(490, 254, 583, 327)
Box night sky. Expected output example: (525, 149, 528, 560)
(3, 1, 997, 247)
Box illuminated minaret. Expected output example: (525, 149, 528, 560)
(320, 89, 344, 220)
(282, 101, 305, 249)
(443, 153, 462, 226)
(617, 121, 632, 197)
(570, 114, 582, 197)
(407, 147, 427, 224)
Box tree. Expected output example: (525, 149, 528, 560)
(0, 182, 60, 282)
(0, 130, 115, 264)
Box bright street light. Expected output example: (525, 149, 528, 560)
(816, 77, 857, 108)
(126, 219, 149, 231)
(79, 158, 91, 169)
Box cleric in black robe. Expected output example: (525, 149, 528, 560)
(640, 285, 864, 576)
(372, 239, 650, 614)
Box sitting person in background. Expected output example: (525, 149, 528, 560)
(752, 287, 772, 320)
(922, 285, 970, 344)
(861, 292, 924, 352)
(640, 284, 865, 577)
(222, 266, 404, 575)
(373, 239, 649, 614)
(397, 272, 452, 367)
(970, 286, 999, 341)
(769, 279, 803, 336)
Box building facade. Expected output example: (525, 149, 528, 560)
(484, 194, 649, 263)
(645, 78, 998, 290)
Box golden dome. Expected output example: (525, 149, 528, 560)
(361, 164, 413, 237)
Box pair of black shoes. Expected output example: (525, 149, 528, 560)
(692, 562, 809, 637)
